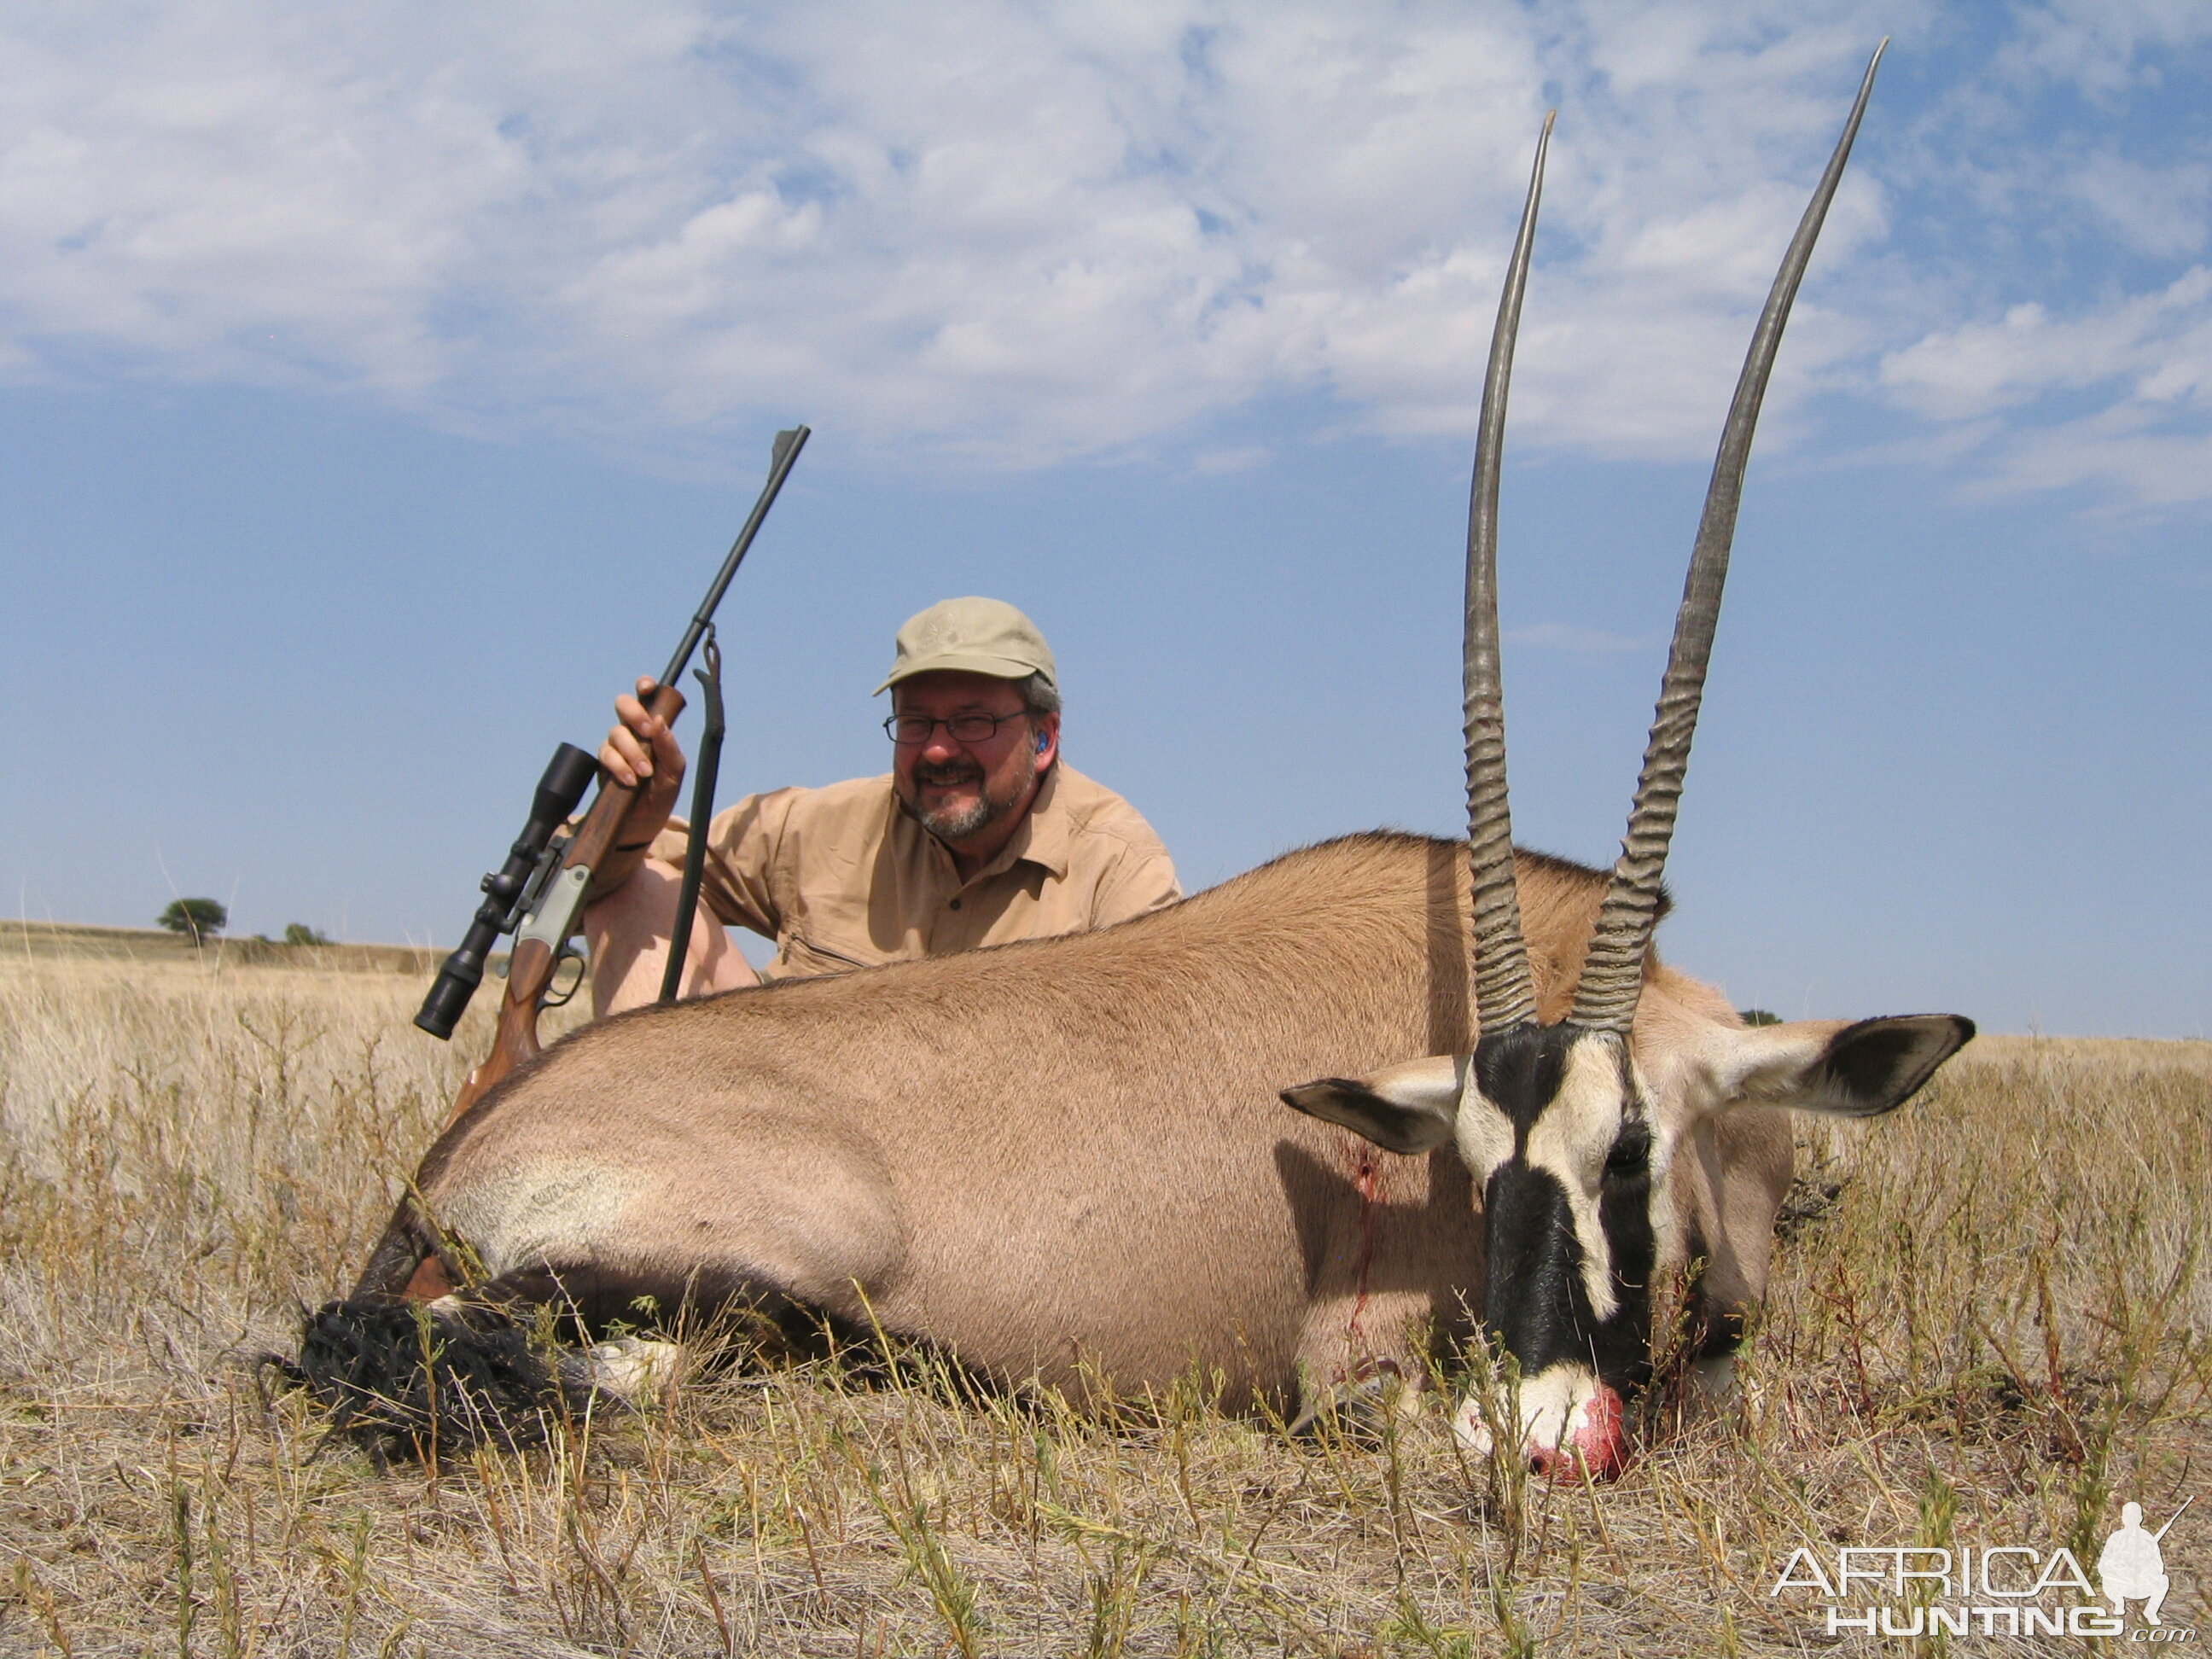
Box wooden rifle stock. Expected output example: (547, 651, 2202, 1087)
(442, 679, 687, 1126)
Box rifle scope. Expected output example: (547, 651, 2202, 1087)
(414, 742, 599, 1039)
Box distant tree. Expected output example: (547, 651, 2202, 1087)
(158, 897, 228, 943)
(283, 923, 334, 946)
(1738, 1008, 1782, 1027)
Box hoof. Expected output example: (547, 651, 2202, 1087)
(1289, 1363, 1419, 1438)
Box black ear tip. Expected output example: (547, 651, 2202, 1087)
(1856, 1011, 1975, 1044)
(1905, 1012, 1976, 1057)
(1825, 1013, 1976, 1115)
(1281, 1079, 1352, 1116)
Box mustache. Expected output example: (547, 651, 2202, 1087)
(913, 760, 986, 788)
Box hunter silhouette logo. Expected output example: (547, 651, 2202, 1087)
(2100, 1498, 2191, 1627)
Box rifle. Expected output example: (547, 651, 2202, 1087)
(2153, 1496, 2193, 1543)
(414, 425, 809, 1125)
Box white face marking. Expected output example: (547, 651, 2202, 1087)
(1452, 1394, 1493, 1454)
(1521, 1034, 1632, 1322)
(1452, 1059, 1515, 1184)
(1641, 1073, 1684, 1280)
(1451, 1362, 1604, 1456)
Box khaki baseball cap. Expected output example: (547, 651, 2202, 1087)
(875, 597, 1057, 695)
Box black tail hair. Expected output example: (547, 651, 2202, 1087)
(294, 1295, 598, 1461)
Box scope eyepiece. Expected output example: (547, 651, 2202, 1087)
(533, 743, 600, 835)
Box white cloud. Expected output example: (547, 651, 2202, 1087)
(1881, 272, 2212, 416)
(0, 1, 2204, 502)
(1879, 268, 2212, 501)
(1998, 0, 2212, 101)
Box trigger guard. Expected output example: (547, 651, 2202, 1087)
(542, 945, 589, 1008)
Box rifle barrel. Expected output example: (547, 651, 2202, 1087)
(2152, 1494, 2192, 1542)
(659, 425, 810, 690)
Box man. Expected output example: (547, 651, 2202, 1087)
(2098, 1502, 2174, 1626)
(583, 597, 1181, 1014)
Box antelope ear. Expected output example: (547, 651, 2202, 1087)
(1706, 1014, 1975, 1119)
(1281, 1054, 1464, 1155)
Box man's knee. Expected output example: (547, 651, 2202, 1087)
(586, 857, 687, 936)
(585, 859, 754, 1016)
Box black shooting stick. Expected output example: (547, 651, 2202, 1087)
(647, 425, 808, 1001)
(659, 626, 725, 1004)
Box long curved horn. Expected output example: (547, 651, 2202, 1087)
(1464, 110, 1554, 1036)
(1570, 43, 1886, 1033)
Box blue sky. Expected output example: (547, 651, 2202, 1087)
(3, 2, 2206, 1037)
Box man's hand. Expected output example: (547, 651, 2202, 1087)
(602, 677, 689, 853)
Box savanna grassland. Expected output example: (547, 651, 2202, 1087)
(0, 944, 2204, 1656)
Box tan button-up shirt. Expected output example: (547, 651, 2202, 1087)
(647, 764, 1180, 980)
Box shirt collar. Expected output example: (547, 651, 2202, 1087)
(991, 764, 1071, 881)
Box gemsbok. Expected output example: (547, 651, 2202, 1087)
(302, 44, 1970, 1478)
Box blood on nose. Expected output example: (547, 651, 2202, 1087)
(1525, 1383, 1628, 1483)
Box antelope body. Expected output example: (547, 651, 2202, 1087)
(321, 833, 1961, 1464)
(406, 834, 1524, 1398)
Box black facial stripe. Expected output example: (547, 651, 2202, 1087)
(1605, 1119, 1651, 1179)
(1473, 1022, 1659, 1394)
(1471, 1022, 1569, 1141)
(1481, 1162, 1589, 1377)
(1596, 1154, 1657, 1383)
(1481, 1159, 1656, 1389)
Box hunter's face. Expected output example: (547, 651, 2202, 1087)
(889, 671, 1056, 851)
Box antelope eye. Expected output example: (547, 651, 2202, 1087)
(1604, 1123, 1650, 1178)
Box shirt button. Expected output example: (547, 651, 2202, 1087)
(949, 898, 962, 911)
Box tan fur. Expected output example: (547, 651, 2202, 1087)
(412, 833, 1780, 1412)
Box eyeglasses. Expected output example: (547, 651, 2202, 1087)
(882, 711, 1031, 747)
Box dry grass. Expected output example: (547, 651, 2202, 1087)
(0, 952, 2204, 1656)
(2, 920, 441, 975)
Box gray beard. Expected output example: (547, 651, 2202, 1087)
(912, 792, 1002, 841)
(902, 761, 1036, 845)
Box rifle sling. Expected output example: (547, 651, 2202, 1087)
(661, 626, 727, 1004)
